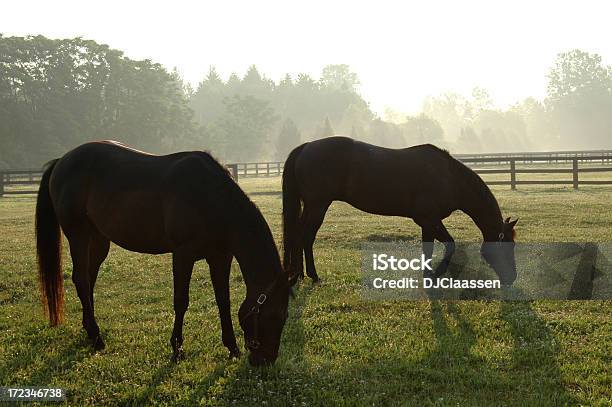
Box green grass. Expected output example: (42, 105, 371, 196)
(0, 179, 611, 406)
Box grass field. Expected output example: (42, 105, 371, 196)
(0, 178, 611, 406)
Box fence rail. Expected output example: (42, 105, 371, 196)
(455, 149, 612, 160)
(2, 150, 612, 196)
(0, 169, 43, 196)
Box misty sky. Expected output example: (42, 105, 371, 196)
(2, 0, 611, 114)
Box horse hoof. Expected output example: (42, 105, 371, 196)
(228, 348, 242, 359)
(92, 335, 105, 351)
(311, 277, 321, 285)
(171, 349, 185, 363)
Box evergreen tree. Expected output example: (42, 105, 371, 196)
(276, 118, 301, 160)
(190, 66, 226, 124)
(225, 72, 242, 96)
(212, 95, 277, 162)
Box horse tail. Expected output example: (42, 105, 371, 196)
(36, 159, 64, 326)
(282, 143, 306, 284)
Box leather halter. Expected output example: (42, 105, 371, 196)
(239, 279, 279, 350)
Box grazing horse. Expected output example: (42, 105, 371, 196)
(36, 141, 290, 366)
(282, 136, 518, 285)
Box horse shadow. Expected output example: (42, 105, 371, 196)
(498, 298, 575, 405)
(183, 298, 578, 406)
(35, 269, 572, 405)
(173, 287, 575, 405)
(3, 271, 576, 405)
(175, 283, 314, 405)
(418, 300, 575, 405)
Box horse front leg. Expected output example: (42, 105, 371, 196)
(170, 251, 195, 362)
(421, 226, 435, 279)
(420, 220, 455, 278)
(207, 253, 240, 359)
(432, 221, 455, 278)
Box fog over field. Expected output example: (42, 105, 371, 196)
(1, 3, 612, 406)
(1, 1, 611, 167)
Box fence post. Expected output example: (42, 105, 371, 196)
(229, 164, 238, 180)
(0, 172, 4, 197)
(510, 159, 516, 190)
(572, 158, 579, 189)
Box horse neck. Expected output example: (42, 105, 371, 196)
(458, 173, 503, 242)
(230, 208, 282, 294)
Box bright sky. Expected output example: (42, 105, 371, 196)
(2, 0, 611, 114)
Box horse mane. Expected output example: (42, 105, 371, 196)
(196, 150, 234, 179)
(417, 146, 498, 212)
(410, 145, 500, 216)
(197, 151, 284, 276)
(449, 154, 503, 224)
(420, 143, 451, 156)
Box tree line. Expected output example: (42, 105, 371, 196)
(411, 50, 612, 154)
(0, 35, 199, 168)
(1, 35, 611, 168)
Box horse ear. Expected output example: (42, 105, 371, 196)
(509, 218, 518, 228)
(505, 216, 511, 223)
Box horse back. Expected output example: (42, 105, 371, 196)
(295, 137, 461, 219)
(49, 142, 233, 254)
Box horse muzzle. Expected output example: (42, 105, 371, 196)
(246, 344, 277, 366)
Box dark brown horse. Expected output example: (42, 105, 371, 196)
(36, 141, 290, 366)
(283, 136, 518, 285)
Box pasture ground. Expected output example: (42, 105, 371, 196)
(0, 178, 611, 406)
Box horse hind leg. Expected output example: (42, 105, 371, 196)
(87, 231, 110, 349)
(301, 202, 330, 283)
(66, 229, 103, 350)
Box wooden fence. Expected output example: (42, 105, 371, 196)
(458, 155, 612, 189)
(2, 150, 612, 196)
(455, 149, 612, 162)
(0, 169, 43, 196)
